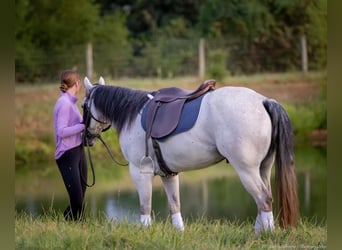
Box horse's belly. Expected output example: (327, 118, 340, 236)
(158, 133, 224, 171)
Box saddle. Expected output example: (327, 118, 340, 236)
(145, 79, 216, 139)
(141, 79, 216, 177)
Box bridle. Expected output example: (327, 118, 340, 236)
(83, 85, 111, 138)
(81, 85, 128, 187)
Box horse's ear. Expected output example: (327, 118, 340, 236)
(98, 76, 105, 85)
(84, 77, 93, 90)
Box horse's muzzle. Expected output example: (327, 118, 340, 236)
(83, 131, 97, 147)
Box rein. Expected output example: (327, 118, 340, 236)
(97, 135, 129, 167)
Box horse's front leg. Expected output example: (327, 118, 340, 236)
(129, 164, 153, 227)
(161, 175, 184, 231)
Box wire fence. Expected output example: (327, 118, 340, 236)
(15, 37, 318, 83)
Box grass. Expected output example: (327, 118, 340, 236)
(15, 212, 326, 249)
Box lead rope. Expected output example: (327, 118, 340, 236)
(81, 133, 129, 188)
(84, 138, 96, 187)
(81, 136, 96, 187)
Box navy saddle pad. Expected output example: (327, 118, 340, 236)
(141, 94, 205, 140)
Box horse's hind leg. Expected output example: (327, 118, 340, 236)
(259, 153, 275, 204)
(161, 175, 184, 231)
(129, 164, 153, 227)
(255, 153, 276, 233)
(233, 164, 275, 233)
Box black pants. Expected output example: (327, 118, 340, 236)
(56, 144, 87, 221)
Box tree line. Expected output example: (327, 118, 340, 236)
(15, 0, 326, 82)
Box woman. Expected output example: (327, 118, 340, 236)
(53, 69, 87, 221)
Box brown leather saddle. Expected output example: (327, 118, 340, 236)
(142, 79, 216, 177)
(145, 79, 216, 139)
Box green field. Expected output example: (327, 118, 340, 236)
(16, 212, 326, 250)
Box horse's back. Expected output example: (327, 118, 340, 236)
(204, 86, 269, 124)
(208, 86, 267, 107)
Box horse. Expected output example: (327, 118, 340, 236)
(82, 76, 299, 234)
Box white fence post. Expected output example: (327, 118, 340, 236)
(86, 42, 93, 79)
(198, 38, 205, 80)
(301, 34, 308, 74)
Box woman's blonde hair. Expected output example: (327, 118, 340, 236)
(59, 70, 80, 92)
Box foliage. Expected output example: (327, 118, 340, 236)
(285, 102, 326, 145)
(198, 0, 327, 74)
(15, 0, 129, 82)
(15, 212, 326, 249)
(129, 37, 198, 78)
(284, 82, 327, 140)
(15, 135, 54, 169)
(92, 10, 132, 79)
(16, 0, 326, 82)
(206, 49, 230, 82)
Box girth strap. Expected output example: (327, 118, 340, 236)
(152, 138, 178, 177)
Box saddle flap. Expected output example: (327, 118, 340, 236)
(141, 94, 205, 140)
(149, 98, 186, 138)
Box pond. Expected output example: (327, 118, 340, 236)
(15, 144, 326, 224)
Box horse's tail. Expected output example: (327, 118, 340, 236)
(263, 99, 299, 228)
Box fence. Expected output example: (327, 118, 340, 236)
(16, 37, 313, 83)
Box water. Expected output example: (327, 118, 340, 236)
(15, 145, 326, 224)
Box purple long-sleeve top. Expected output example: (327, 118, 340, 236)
(53, 92, 85, 159)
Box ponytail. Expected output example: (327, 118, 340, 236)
(59, 70, 79, 92)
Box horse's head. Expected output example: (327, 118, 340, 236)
(82, 76, 111, 146)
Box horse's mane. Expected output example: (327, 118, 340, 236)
(92, 85, 149, 134)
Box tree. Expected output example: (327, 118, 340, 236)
(92, 10, 132, 78)
(16, 0, 99, 81)
(198, 0, 326, 73)
(16, 0, 326, 81)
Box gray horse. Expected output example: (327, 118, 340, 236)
(83, 77, 299, 234)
